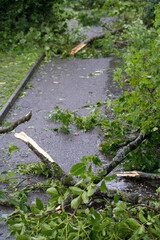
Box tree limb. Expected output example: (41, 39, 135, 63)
(0, 110, 32, 134)
(116, 171, 160, 180)
(94, 132, 150, 184)
(69, 32, 106, 55)
(69, 27, 124, 55)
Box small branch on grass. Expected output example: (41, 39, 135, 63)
(15, 132, 74, 184)
(0, 110, 32, 134)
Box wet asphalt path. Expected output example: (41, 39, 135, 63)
(0, 56, 119, 239)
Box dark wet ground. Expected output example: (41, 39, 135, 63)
(0, 20, 159, 240)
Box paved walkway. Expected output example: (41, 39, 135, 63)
(0, 19, 157, 239)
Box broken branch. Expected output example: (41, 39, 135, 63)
(69, 32, 106, 55)
(0, 110, 32, 134)
(94, 132, 150, 184)
(116, 171, 160, 180)
(69, 26, 124, 55)
(14, 132, 74, 185)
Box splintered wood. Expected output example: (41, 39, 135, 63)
(15, 131, 54, 163)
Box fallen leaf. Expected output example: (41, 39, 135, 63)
(58, 98, 64, 101)
(74, 132, 79, 136)
(53, 81, 60, 84)
(95, 70, 103, 73)
(97, 143, 102, 147)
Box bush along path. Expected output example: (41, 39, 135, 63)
(0, 0, 160, 239)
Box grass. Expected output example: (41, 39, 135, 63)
(0, 47, 42, 110)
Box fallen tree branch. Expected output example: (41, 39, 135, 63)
(69, 32, 106, 55)
(69, 26, 124, 55)
(94, 132, 150, 184)
(92, 188, 152, 205)
(0, 110, 32, 134)
(116, 171, 160, 180)
(15, 132, 74, 185)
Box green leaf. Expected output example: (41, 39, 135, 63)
(138, 225, 145, 234)
(92, 155, 102, 166)
(100, 180, 108, 192)
(8, 170, 15, 176)
(82, 191, 89, 203)
(87, 183, 95, 196)
(156, 187, 160, 193)
(46, 187, 58, 196)
(0, 175, 3, 181)
(8, 143, 19, 156)
(114, 194, 119, 204)
(114, 202, 127, 213)
(127, 218, 141, 229)
(71, 195, 81, 209)
(36, 197, 43, 210)
(12, 223, 23, 230)
(69, 186, 83, 195)
(0, 190, 4, 198)
(4, 121, 12, 127)
(11, 178, 17, 183)
(90, 207, 101, 221)
(104, 174, 117, 181)
(138, 212, 147, 223)
(70, 163, 86, 176)
(16, 236, 29, 240)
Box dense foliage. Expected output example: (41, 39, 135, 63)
(0, 0, 80, 58)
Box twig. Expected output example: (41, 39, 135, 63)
(127, 209, 155, 240)
(128, 204, 160, 215)
(0, 110, 32, 134)
(71, 200, 82, 219)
